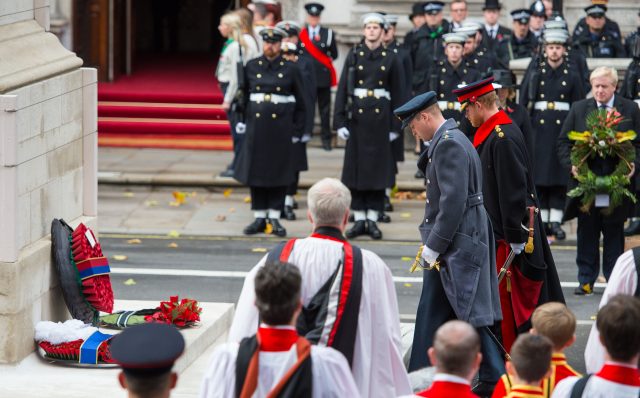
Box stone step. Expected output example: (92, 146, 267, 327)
(0, 300, 234, 397)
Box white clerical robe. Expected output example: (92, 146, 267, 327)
(551, 363, 640, 398)
(584, 250, 638, 373)
(228, 236, 412, 397)
(199, 341, 360, 398)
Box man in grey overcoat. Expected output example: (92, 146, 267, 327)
(394, 91, 504, 396)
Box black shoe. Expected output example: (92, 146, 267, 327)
(378, 212, 391, 223)
(574, 283, 593, 295)
(219, 169, 234, 178)
(243, 218, 266, 235)
(367, 220, 383, 240)
(414, 169, 425, 179)
(322, 139, 332, 151)
(292, 199, 299, 210)
(471, 381, 496, 398)
(384, 196, 394, 212)
(348, 213, 355, 223)
(549, 222, 566, 240)
(625, 219, 640, 236)
(346, 220, 367, 239)
(269, 218, 287, 237)
(284, 205, 296, 221)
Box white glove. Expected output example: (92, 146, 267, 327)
(337, 127, 350, 140)
(389, 132, 399, 142)
(421, 245, 440, 265)
(236, 122, 246, 134)
(301, 134, 311, 143)
(510, 242, 525, 255)
(292, 136, 301, 143)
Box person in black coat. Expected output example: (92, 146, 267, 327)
(234, 27, 308, 237)
(454, 78, 564, 368)
(519, 29, 585, 241)
(333, 13, 404, 240)
(480, 0, 512, 52)
(495, 9, 537, 65)
(277, 21, 318, 221)
(573, 4, 625, 58)
(455, 21, 499, 77)
(301, 3, 338, 151)
(557, 67, 640, 295)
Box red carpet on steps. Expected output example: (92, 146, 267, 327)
(98, 54, 232, 150)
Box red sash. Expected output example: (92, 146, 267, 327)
(299, 28, 337, 87)
(596, 364, 640, 386)
(473, 109, 513, 148)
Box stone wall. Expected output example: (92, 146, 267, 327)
(0, 0, 98, 364)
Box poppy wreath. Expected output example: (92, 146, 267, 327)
(35, 320, 114, 364)
(567, 108, 637, 214)
(99, 296, 202, 329)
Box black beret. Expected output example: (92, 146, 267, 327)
(394, 91, 438, 129)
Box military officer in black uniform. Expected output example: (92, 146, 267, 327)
(572, 0, 622, 47)
(301, 3, 338, 151)
(520, 29, 585, 240)
(481, 0, 512, 52)
(277, 20, 318, 221)
(429, 33, 480, 125)
(234, 27, 308, 237)
(529, 0, 546, 41)
(410, 1, 450, 95)
(573, 4, 625, 58)
(404, 2, 428, 55)
(455, 21, 499, 76)
(333, 13, 404, 240)
(501, 9, 538, 62)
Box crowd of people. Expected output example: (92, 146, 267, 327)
(109, 1, 640, 397)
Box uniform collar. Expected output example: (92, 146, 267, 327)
(427, 119, 457, 158)
(433, 373, 470, 385)
(473, 109, 513, 148)
(257, 325, 298, 352)
(311, 226, 346, 242)
(597, 363, 640, 386)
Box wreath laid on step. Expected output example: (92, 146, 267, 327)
(567, 108, 637, 214)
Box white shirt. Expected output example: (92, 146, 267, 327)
(199, 342, 360, 398)
(308, 25, 320, 39)
(484, 23, 498, 38)
(552, 362, 640, 398)
(597, 94, 615, 110)
(585, 249, 638, 373)
(228, 236, 412, 398)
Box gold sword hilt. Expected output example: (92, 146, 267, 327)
(410, 245, 441, 273)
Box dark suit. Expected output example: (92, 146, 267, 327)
(301, 25, 338, 143)
(557, 96, 640, 283)
(481, 24, 512, 52)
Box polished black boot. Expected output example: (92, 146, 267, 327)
(268, 218, 287, 237)
(243, 218, 267, 235)
(346, 220, 367, 239)
(625, 219, 640, 236)
(378, 212, 391, 223)
(366, 220, 383, 240)
(284, 205, 296, 221)
(322, 139, 332, 151)
(292, 199, 299, 209)
(384, 196, 394, 212)
(544, 222, 552, 236)
(549, 222, 566, 240)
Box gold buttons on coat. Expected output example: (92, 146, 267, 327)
(541, 81, 545, 86)
(540, 93, 545, 98)
(359, 80, 364, 84)
(562, 81, 567, 86)
(256, 113, 261, 118)
(556, 119, 561, 124)
(540, 119, 545, 124)
(358, 65, 363, 70)
(375, 108, 380, 113)
(359, 51, 364, 56)
(276, 87, 281, 91)
(440, 93, 445, 98)
(278, 73, 283, 78)
(257, 73, 262, 78)
(358, 109, 363, 113)
(272, 113, 277, 119)
(381, 65, 386, 71)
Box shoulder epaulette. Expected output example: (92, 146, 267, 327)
(494, 125, 505, 138)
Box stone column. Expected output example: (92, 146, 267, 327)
(0, 0, 98, 363)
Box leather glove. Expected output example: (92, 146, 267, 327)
(421, 245, 440, 265)
(236, 122, 246, 134)
(510, 242, 525, 255)
(389, 132, 399, 142)
(292, 136, 301, 143)
(301, 134, 311, 143)
(337, 127, 350, 140)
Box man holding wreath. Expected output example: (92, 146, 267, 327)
(557, 66, 640, 295)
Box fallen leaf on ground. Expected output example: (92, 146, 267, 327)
(123, 192, 135, 198)
(167, 242, 178, 248)
(123, 279, 136, 286)
(172, 191, 188, 206)
(243, 196, 251, 203)
(394, 191, 414, 200)
(590, 315, 596, 320)
(400, 212, 411, 218)
(215, 215, 226, 221)
(229, 207, 236, 213)
(404, 283, 412, 287)
(264, 223, 273, 234)
(113, 255, 128, 261)
(126, 238, 142, 245)
(418, 191, 427, 199)
(401, 256, 413, 262)
(223, 189, 233, 198)
(167, 230, 181, 238)
(169, 201, 181, 207)
(252, 248, 267, 253)
(144, 200, 158, 207)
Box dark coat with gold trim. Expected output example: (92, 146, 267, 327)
(428, 60, 480, 124)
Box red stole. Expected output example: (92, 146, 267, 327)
(238, 328, 312, 398)
(596, 364, 640, 386)
(299, 28, 337, 87)
(473, 110, 513, 148)
(416, 381, 477, 397)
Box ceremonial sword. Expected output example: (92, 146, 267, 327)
(497, 249, 516, 284)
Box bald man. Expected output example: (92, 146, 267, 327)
(413, 321, 482, 397)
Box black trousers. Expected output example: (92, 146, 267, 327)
(576, 210, 624, 284)
(219, 82, 244, 171)
(350, 189, 384, 212)
(286, 172, 300, 196)
(316, 86, 332, 141)
(537, 185, 566, 210)
(409, 269, 505, 383)
(250, 186, 287, 211)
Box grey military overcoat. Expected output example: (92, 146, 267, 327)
(418, 119, 502, 327)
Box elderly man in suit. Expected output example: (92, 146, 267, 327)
(558, 66, 640, 296)
(394, 91, 504, 397)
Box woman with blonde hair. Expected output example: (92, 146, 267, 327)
(216, 11, 260, 178)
